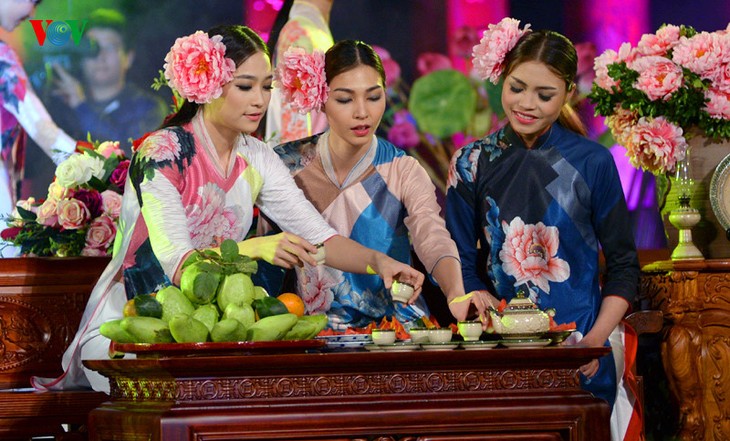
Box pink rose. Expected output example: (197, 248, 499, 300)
(626, 116, 687, 174)
(110, 160, 130, 189)
(101, 190, 123, 219)
(630, 56, 684, 101)
(163, 31, 236, 104)
(85, 214, 116, 250)
(472, 17, 531, 84)
(499, 217, 570, 295)
(36, 198, 59, 227)
(416, 52, 452, 76)
(96, 141, 124, 159)
(56, 198, 90, 230)
(387, 121, 420, 149)
(277, 47, 329, 114)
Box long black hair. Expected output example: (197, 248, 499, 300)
(503, 30, 586, 136)
(161, 25, 269, 129)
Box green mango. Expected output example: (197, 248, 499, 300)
(216, 273, 255, 311)
(192, 304, 220, 333)
(246, 313, 298, 342)
(180, 261, 221, 305)
(211, 318, 248, 342)
(223, 303, 256, 330)
(297, 314, 329, 339)
(120, 316, 173, 343)
(253, 286, 268, 300)
(156, 285, 195, 323)
(134, 294, 163, 318)
(282, 319, 318, 341)
(99, 319, 137, 343)
(169, 315, 209, 343)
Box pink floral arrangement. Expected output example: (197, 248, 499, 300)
(1, 141, 128, 257)
(276, 47, 329, 114)
(471, 17, 531, 84)
(163, 31, 236, 104)
(589, 23, 730, 175)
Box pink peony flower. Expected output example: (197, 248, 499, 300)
(416, 52, 453, 76)
(472, 17, 531, 84)
(186, 183, 245, 248)
(626, 116, 687, 174)
(606, 106, 639, 146)
(85, 214, 116, 251)
(56, 198, 90, 230)
(138, 130, 181, 163)
(110, 160, 130, 188)
(451, 25, 480, 59)
(36, 198, 59, 227)
(594, 43, 636, 91)
(630, 55, 684, 101)
(276, 47, 329, 114)
(499, 217, 570, 294)
(387, 121, 420, 149)
(101, 190, 123, 219)
(710, 59, 730, 94)
(381, 58, 401, 88)
(299, 265, 339, 314)
(163, 31, 236, 104)
(672, 32, 724, 79)
(636, 25, 681, 56)
(704, 87, 730, 119)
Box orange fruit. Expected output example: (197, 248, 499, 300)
(277, 293, 305, 317)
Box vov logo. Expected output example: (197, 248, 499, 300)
(28, 20, 88, 47)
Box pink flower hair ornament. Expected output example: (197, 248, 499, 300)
(163, 31, 236, 104)
(276, 47, 329, 114)
(472, 17, 532, 84)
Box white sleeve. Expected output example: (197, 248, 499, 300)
(245, 137, 337, 244)
(139, 170, 195, 279)
(11, 85, 76, 164)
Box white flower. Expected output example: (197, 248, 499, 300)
(55, 155, 93, 188)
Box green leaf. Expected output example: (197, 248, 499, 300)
(220, 239, 239, 262)
(16, 206, 37, 221)
(484, 79, 504, 119)
(409, 69, 477, 138)
(86, 176, 108, 192)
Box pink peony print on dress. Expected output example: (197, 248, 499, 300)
(499, 217, 570, 298)
(138, 130, 181, 163)
(186, 183, 245, 249)
(299, 265, 341, 314)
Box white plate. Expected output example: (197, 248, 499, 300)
(497, 332, 545, 340)
(499, 339, 552, 348)
(364, 343, 420, 352)
(460, 341, 499, 350)
(420, 342, 459, 351)
(710, 152, 730, 233)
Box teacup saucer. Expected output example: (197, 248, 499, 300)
(499, 339, 551, 348)
(460, 341, 499, 350)
(364, 342, 420, 352)
(420, 342, 459, 351)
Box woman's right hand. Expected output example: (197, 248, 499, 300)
(238, 232, 317, 268)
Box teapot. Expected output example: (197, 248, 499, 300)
(489, 291, 552, 336)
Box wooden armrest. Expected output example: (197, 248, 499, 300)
(625, 310, 664, 335)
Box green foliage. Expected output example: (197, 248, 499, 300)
(408, 69, 477, 138)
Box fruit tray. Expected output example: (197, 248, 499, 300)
(111, 339, 326, 359)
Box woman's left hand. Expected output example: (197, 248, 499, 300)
(371, 253, 424, 304)
(579, 359, 600, 381)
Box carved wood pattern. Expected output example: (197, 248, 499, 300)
(108, 368, 579, 403)
(642, 261, 730, 441)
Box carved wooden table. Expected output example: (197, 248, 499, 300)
(641, 259, 730, 441)
(0, 257, 110, 440)
(84, 346, 610, 441)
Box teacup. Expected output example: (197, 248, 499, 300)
(371, 329, 396, 345)
(457, 321, 483, 341)
(428, 328, 453, 344)
(409, 327, 430, 344)
(390, 281, 414, 303)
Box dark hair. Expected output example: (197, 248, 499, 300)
(503, 30, 586, 136)
(87, 8, 130, 49)
(267, 0, 295, 59)
(324, 40, 386, 86)
(162, 25, 269, 129)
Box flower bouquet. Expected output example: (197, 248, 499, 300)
(1, 140, 128, 257)
(589, 23, 730, 175)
